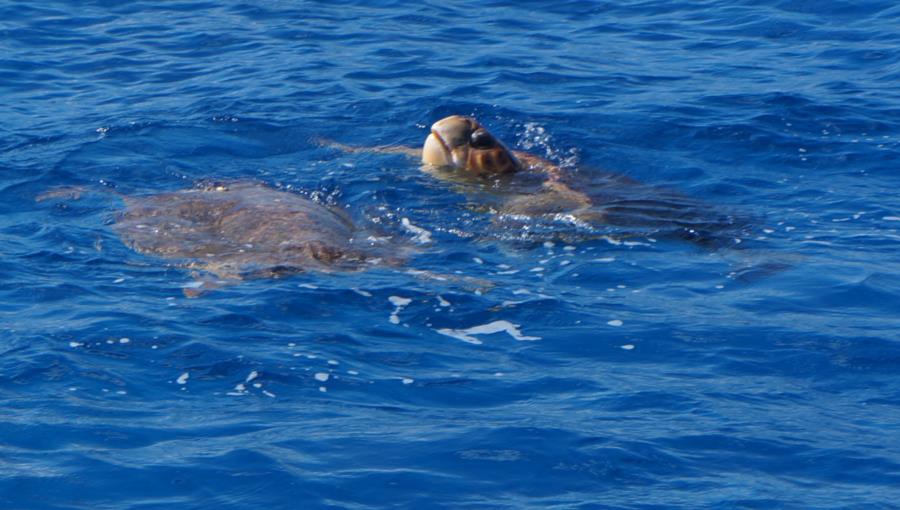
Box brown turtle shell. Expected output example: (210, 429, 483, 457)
(114, 181, 400, 280)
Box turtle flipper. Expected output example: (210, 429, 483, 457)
(404, 269, 495, 294)
(182, 272, 229, 298)
(722, 249, 802, 284)
(181, 264, 244, 298)
(36, 185, 125, 203)
(35, 186, 87, 202)
(316, 137, 421, 159)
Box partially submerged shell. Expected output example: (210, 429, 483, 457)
(114, 181, 403, 281)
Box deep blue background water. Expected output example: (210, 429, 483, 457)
(3, 1, 900, 508)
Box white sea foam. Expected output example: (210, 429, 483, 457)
(389, 296, 412, 324)
(437, 320, 541, 345)
(389, 296, 411, 307)
(401, 218, 432, 244)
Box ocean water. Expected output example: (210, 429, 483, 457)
(3, 1, 900, 508)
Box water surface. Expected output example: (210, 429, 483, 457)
(3, 1, 900, 508)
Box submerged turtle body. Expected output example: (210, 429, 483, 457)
(115, 182, 400, 286)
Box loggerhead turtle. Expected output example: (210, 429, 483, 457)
(37, 181, 410, 296)
(40, 180, 494, 296)
(325, 115, 745, 244)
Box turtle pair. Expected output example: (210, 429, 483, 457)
(50, 116, 741, 296)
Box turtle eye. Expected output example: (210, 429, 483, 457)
(470, 129, 496, 149)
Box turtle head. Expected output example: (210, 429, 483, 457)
(422, 115, 520, 176)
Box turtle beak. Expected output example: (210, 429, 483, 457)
(422, 130, 453, 167)
(422, 116, 473, 168)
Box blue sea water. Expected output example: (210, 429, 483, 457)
(3, 0, 900, 508)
